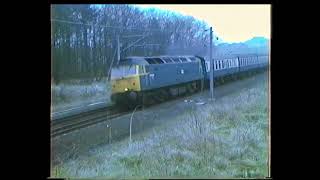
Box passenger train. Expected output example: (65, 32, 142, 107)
(110, 55, 269, 106)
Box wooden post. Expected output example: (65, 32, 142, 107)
(209, 27, 214, 99)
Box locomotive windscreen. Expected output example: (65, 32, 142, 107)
(111, 64, 137, 80)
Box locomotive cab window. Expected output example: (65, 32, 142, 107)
(138, 65, 145, 73)
(111, 64, 137, 80)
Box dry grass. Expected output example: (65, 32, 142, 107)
(51, 74, 269, 179)
(51, 78, 112, 112)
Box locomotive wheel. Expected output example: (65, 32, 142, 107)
(187, 83, 195, 94)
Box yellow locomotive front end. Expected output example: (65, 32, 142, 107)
(110, 64, 142, 105)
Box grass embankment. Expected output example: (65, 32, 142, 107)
(51, 78, 112, 112)
(52, 76, 269, 178)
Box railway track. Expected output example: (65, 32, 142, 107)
(51, 69, 267, 138)
(51, 106, 129, 137)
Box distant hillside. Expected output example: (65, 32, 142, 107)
(213, 37, 269, 57)
(244, 37, 269, 48)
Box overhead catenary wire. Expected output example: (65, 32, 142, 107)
(50, 18, 214, 39)
(51, 18, 174, 33)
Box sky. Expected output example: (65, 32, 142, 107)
(136, 5, 271, 43)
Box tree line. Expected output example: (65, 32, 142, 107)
(51, 4, 215, 83)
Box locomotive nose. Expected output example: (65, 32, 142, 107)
(111, 75, 141, 94)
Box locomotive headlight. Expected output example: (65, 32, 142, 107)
(124, 88, 128, 91)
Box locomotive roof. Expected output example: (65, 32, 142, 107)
(119, 55, 202, 65)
